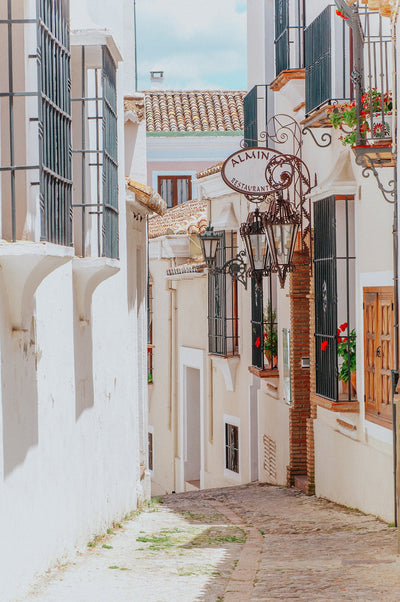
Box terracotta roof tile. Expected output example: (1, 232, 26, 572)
(148, 199, 207, 239)
(196, 162, 223, 179)
(166, 261, 207, 276)
(124, 96, 145, 122)
(126, 179, 166, 215)
(144, 90, 245, 133)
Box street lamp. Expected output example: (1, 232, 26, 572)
(240, 207, 270, 289)
(263, 193, 300, 288)
(198, 224, 248, 288)
(198, 224, 223, 267)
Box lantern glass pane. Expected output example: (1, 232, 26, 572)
(250, 232, 267, 271)
(273, 224, 296, 264)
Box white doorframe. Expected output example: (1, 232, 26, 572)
(179, 346, 206, 492)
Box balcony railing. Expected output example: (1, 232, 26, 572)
(305, 5, 352, 115)
(274, 0, 304, 76)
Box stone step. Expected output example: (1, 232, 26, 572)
(294, 475, 307, 492)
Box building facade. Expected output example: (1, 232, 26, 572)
(0, 1, 164, 598)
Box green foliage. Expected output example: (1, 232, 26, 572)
(264, 301, 278, 361)
(337, 328, 356, 384)
(329, 89, 392, 147)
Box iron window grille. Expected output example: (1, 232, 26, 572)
(208, 231, 239, 357)
(251, 274, 278, 371)
(0, 0, 72, 245)
(305, 5, 352, 115)
(225, 422, 239, 473)
(243, 85, 269, 148)
(158, 175, 192, 208)
(71, 44, 119, 259)
(314, 195, 356, 402)
(274, 0, 305, 77)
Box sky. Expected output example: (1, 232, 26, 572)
(135, 0, 247, 91)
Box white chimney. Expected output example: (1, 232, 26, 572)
(150, 70, 164, 90)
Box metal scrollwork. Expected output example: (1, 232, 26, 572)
(267, 114, 302, 157)
(302, 126, 332, 148)
(354, 152, 396, 204)
(224, 250, 248, 289)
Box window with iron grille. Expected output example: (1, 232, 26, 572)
(0, 0, 71, 244)
(251, 275, 278, 371)
(314, 195, 356, 401)
(71, 43, 119, 259)
(208, 231, 239, 357)
(225, 422, 239, 474)
(243, 85, 269, 148)
(305, 6, 352, 115)
(274, 0, 304, 76)
(157, 175, 192, 208)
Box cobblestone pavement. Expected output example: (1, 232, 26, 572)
(20, 483, 400, 601)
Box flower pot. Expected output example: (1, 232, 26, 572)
(341, 372, 356, 399)
(371, 112, 392, 140)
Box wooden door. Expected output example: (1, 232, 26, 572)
(363, 287, 394, 428)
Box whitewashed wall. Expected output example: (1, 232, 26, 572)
(0, 1, 148, 599)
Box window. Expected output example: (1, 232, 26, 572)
(71, 42, 119, 258)
(282, 328, 291, 403)
(158, 175, 192, 208)
(208, 231, 239, 356)
(225, 421, 239, 474)
(0, 0, 72, 244)
(314, 195, 356, 401)
(148, 428, 154, 472)
(243, 85, 269, 148)
(364, 287, 394, 429)
(251, 275, 278, 371)
(305, 6, 352, 115)
(274, 0, 304, 76)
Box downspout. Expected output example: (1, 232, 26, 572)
(167, 274, 177, 490)
(391, 7, 400, 532)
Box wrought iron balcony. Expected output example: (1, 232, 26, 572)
(305, 5, 352, 116)
(274, 0, 304, 77)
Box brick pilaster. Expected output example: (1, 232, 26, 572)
(287, 250, 312, 489)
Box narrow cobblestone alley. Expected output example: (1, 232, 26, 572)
(21, 483, 400, 602)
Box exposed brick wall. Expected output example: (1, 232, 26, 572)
(287, 250, 312, 488)
(306, 266, 316, 495)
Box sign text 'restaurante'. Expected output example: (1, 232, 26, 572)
(221, 147, 283, 195)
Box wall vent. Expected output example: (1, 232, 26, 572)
(263, 434, 277, 482)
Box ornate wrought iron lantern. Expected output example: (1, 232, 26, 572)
(240, 207, 270, 289)
(198, 225, 248, 288)
(198, 224, 223, 267)
(263, 193, 300, 288)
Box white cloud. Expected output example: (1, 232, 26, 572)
(136, 0, 246, 90)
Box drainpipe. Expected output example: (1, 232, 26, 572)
(167, 275, 177, 490)
(391, 9, 400, 535)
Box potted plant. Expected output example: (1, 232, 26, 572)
(329, 89, 392, 147)
(337, 323, 356, 396)
(264, 302, 278, 368)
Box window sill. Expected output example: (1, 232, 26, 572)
(311, 393, 359, 413)
(248, 366, 279, 379)
(270, 68, 305, 92)
(300, 103, 336, 128)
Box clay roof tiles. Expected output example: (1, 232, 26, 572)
(148, 199, 207, 239)
(144, 90, 245, 133)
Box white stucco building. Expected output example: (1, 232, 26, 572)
(0, 1, 164, 599)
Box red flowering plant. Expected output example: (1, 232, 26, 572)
(329, 89, 393, 147)
(320, 322, 356, 384)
